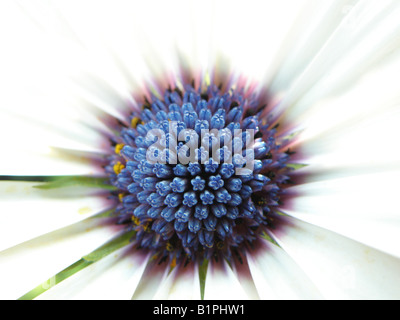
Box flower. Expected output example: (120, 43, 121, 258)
(106, 80, 293, 266)
(1, 0, 400, 300)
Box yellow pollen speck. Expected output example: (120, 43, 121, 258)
(166, 242, 174, 252)
(204, 72, 211, 86)
(170, 256, 177, 269)
(113, 161, 125, 175)
(114, 143, 124, 155)
(257, 198, 267, 206)
(132, 216, 140, 225)
(131, 117, 142, 128)
(142, 222, 151, 232)
(5, 185, 17, 193)
(118, 193, 124, 202)
(78, 206, 92, 215)
(216, 241, 224, 250)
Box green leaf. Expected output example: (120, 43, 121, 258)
(279, 129, 303, 142)
(33, 175, 117, 191)
(0, 175, 64, 182)
(18, 230, 135, 300)
(274, 209, 290, 217)
(198, 259, 209, 300)
(260, 231, 280, 247)
(286, 163, 308, 170)
(92, 208, 118, 218)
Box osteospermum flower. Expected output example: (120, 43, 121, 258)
(1, 0, 400, 300)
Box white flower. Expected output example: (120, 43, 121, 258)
(1, 0, 400, 300)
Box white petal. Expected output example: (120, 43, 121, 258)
(275, 0, 400, 112)
(288, 49, 400, 157)
(131, 257, 171, 299)
(154, 263, 201, 300)
(230, 256, 260, 300)
(0, 148, 103, 177)
(0, 2, 141, 170)
(246, 239, 323, 299)
(271, 215, 400, 299)
(296, 105, 400, 172)
(0, 181, 113, 251)
(284, 170, 400, 258)
(0, 74, 113, 176)
(210, 0, 308, 83)
(0, 217, 119, 300)
(269, 0, 357, 93)
(204, 260, 248, 300)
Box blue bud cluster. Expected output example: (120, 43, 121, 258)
(105, 83, 293, 264)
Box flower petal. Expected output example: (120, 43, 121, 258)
(204, 260, 249, 300)
(288, 49, 400, 165)
(271, 215, 400, 299)
(210, 0, 308, 83)
(246, 239, 323, 299)
(231, 256, 260, 300)
(269, 0, 358, 93)
(153, 263, 201, 300)
(131, 256, 171, 299)
(284, 170, 400, 258)
(275, 0, 400, 113)
(0, 181, 114, 251)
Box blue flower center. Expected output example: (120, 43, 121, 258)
(106, 82, 294, 264)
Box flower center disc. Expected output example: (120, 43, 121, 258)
(106, 82, 293, 265)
